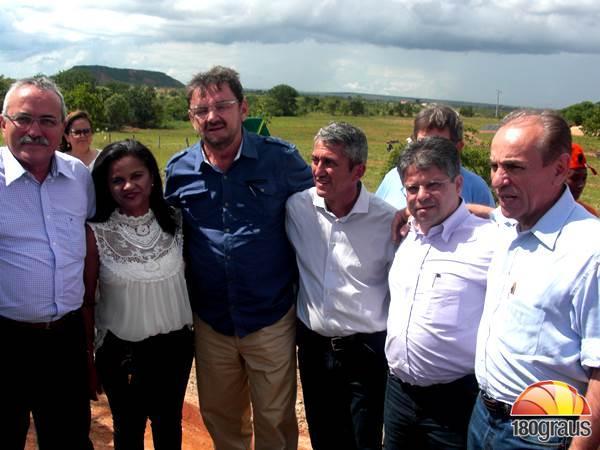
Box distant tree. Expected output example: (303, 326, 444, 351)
(582, 104, 600, 136)
(265, 84, 299, 116)
(63, 83, 105, 127)
(322, 97, 341, 115)
(125, 86, 163, 128)
(0, 75, 14, 106)
(459, 106, 475, 117)
(162, 91, 188, 121)
(562, 101, 596, 126)
(53, 69, 96, 91)
(104, 93, 130, 130)
(348, 97, 365, 116)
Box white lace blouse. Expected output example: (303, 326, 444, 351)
(89, 209, 192, 347)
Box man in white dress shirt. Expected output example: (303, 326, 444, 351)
(285, 122, 397, 450)
(384, 137, 495, 449)
(469, 110, 600, 450)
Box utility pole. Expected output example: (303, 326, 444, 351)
(495, 89, 502, 118)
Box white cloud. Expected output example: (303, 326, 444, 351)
(0, 0, 599, 107)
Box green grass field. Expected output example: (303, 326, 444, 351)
(2, 113, 599, 209)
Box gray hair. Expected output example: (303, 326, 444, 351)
(500, 109, 571, 165)
(397, 136, 461, 182)
(186, 66, 244, 106)
(314, 122, 368, 166)
(2, 76, 67, 120)
(413, 105, 463, 143)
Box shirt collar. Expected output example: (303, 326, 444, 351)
(196, 130, 255, 172)
(312, 182, 369, 222)
(408, 199, 469, 243)
(2, 147, 73, 185)
(521, 187, 576, 251)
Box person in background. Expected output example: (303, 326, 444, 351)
(567, 143, 598, 216)
(469, 110, 600, 450)
(286, 122, 396, 450)
(85, 139, 193, 450)
(60, 110, 101, 169)
(376, 105, 495, 210)
(0, 76, 95, 449)
(165, 65, 313, 450)
(384, 137, 494, 449)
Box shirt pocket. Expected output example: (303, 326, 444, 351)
(424, 271, 470, 328)
(54, 212, 86, 262)
(239, 178, 283, 221)
(179, 187, 214, 223)
(497, 297, 544, 355)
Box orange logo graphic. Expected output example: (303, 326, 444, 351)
(511, 380, 591, 416)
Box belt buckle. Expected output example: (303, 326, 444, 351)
(330, 336, 344, 352)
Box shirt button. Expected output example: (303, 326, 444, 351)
(224, 202, 229, 207)
(224, 228, 230, 233)
(223, 175, 228, 180)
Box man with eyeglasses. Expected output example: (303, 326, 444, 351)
(376, 105, 495, 210)
(165, 66, 312, 450)
(384, 137, 495, 449)
(0, 77, 95, 449)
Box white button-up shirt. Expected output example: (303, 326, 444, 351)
(475, 189, 600, 403)
(285, 185, 397, 337)
(386, 201, 495, 386)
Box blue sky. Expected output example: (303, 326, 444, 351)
(1, 0, 599, 108)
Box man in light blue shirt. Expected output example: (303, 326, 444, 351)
(384, 137, 495, 449)
(0, 77, 95, 449)
(376, 105, 495, 210)
(470, 110, 600, 450)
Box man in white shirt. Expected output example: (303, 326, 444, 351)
(286, 122, 397, 450)
(470, 110, 600, 450)
(384, 137, 495, 449)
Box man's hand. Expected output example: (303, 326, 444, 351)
(569, 368, 600, 450)
(391, 208, 410, 244)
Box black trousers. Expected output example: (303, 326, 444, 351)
(95, 326, 193, 450)
(297, 320, 388, 450)
(384, 373, 479, 450)
(0, 311, 93, 450)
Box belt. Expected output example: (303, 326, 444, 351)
(481, 391, 512, 419)
(0, 309, 81, 331)
(297, 321, 385, 352)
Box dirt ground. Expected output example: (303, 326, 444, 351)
(25, 363, 312, 449)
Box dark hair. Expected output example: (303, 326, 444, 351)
(500, 109, 571, 165)
(60, 110, 93, 152)
(90, 139, 176, 235)
(413, 105, 463, 143)
(397, 136, 461, 182)
(186, 66, 244, 106)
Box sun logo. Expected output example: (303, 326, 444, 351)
(511, 380, 591, 416)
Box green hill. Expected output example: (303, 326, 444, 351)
(68, 65, 184, 88)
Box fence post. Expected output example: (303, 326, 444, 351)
(158, 135, 161, 149)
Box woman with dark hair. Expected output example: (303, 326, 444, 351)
(61, 110, 101, 169)
(84, 139, 193, 450)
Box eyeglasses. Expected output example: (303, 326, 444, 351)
(402, 179, 452, 196)
(189, 99, 238, 119)
(70, 128, 92, 137)
(3, 113, 61, 129)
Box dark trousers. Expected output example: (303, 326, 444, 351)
(95, 326, 193, 450)
(297, 320, 388, 450)
(384, 373, 479, 450)
(0, 311, 93, 450)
